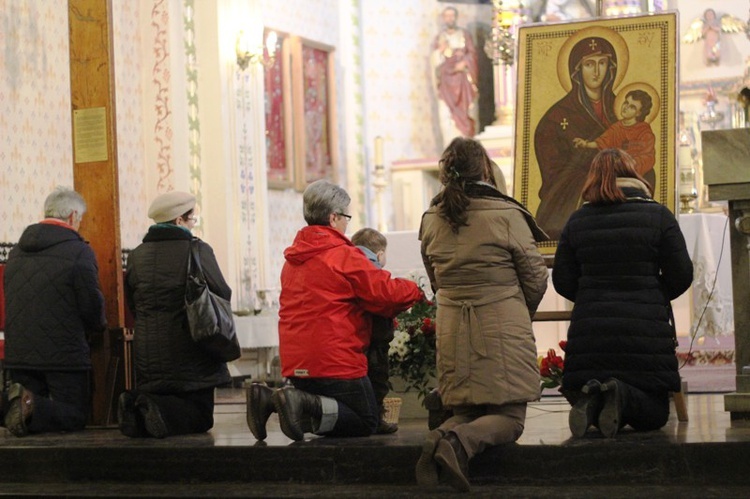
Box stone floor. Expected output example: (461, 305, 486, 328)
(0, 387, 740, 448)
(1, 389, 750, 497)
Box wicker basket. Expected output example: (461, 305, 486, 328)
(383, 397, 402, 424)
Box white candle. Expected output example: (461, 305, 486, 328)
(374, 136, 383, 166)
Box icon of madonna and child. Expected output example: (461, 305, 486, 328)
(530, 25, 663, 241)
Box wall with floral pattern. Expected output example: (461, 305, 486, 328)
(0, 0, 73, 243)
(0, 0, 148, 249)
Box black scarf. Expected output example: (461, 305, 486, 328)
(431, 182, 549, 242)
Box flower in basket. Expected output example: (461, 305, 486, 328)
(388, 297, 437, 401)
(539, 340, 566, 389)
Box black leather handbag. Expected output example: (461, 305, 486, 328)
(185, 241, 241, 362)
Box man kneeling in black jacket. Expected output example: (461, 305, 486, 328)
(2, 186, 107, 437)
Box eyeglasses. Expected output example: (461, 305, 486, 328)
(337, 213, 352, 221)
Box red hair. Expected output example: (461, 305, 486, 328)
(581, 148, 653, 204)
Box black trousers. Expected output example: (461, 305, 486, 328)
(617, 381, 670, 431)
(367, 338, 391, 413)
(8, 369, 89, 434)
(140, 387, 216, 436)
(367, 315, 394, 415)
(564, 379, 670, 432)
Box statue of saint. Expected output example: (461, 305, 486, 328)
(430, 6, 478, 147)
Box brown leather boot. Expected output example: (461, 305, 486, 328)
(4, 383, 34, 437)
(415, 428, 444, 487)
(434, 431, 470, 492)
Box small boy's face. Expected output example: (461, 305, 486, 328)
(621, 95, 643, 121)
(376, 249, 387, 268)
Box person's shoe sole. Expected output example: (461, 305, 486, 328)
(415, 429, 443, 487)
(569, 380, 607, 438)
(375, 420, 398, 434)
(271, 388, 304, 442)
(434, 437, 470, 492)
(138, 396, 169, 439)
(4, 383, 31, 437)
(598, 379, 621, 438)
(568, 396, 592, 438)
(118, 392, 143, 438)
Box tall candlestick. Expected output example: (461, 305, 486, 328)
(374, 136, 383, 166)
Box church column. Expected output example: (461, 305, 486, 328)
(68, 0, 124, 425)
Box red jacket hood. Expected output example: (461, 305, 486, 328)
(284, 225, 350, 264)
(279, 224, 422, 379)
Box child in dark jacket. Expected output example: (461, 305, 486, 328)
(351, 228, 398, 434)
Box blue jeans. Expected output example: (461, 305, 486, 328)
(291, 376, 379, 437)
(9, 369, 89, 433)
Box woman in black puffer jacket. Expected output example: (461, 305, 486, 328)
(121, 191, 232, 438)
(553, 148, 693, 438)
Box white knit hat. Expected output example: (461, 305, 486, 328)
(148, 191, 196, 223)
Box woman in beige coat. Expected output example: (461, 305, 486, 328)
(416, 137, 549, 492)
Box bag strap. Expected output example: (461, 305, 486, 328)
(188, 239, 206, 280)
(667, 301, 678, 350)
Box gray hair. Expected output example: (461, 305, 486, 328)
(303, 180, 351, 226)
(44, 186, 87, 221)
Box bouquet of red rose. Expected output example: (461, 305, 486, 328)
(388, 297, 437, 400)
(539, 340, 566, 389)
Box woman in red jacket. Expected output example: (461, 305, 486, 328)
(246, 180, 422, 441)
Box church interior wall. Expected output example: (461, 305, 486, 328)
(259, 0, 341, 290)
(1, 0, 749, 346)
(0, 0, 74, 243)
(673, 0, 750, 211)
(358, 1, 492, 230)
(113, 0, 148, 249)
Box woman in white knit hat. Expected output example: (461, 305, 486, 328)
(119, 191, 233, 438)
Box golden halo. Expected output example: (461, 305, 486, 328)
(613, 82, 660, 124)
(556, 26, 629, 93)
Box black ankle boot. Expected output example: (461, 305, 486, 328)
(118, 391, 147, 438)
(246, 383, 275, 441)
(569, 379, 605, 438)
(136, 394, 169, 439)
(271, 386, 321, 441)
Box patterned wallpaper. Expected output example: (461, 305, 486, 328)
(267, 189, 305, 289)
(112, 0, 148, 249)
(0, 0, 73, 242)
(0, 0, 149, 249)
